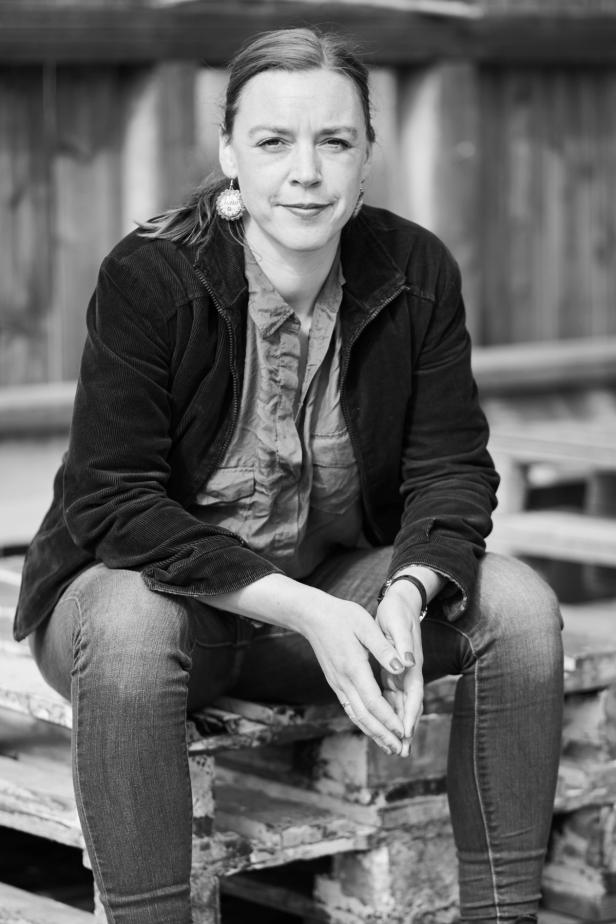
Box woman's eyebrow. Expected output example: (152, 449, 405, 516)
(247, 125, 359, 138)
(248, 126, 292, 137)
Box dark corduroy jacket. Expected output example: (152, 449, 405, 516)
(14, 206, 499, 641)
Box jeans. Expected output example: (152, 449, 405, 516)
(30, 549, 563, 924)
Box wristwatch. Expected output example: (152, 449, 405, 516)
(376, 574, 429, 621)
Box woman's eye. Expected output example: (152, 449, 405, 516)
(258, 138, 286, 150)
(322, 138, 351, 150)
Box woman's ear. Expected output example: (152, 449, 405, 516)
(218, 132, 238, 179)
(361, 141, 373, 185)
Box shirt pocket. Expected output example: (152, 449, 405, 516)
(195, 467, 255, 514)
(310, 430, 360, 515)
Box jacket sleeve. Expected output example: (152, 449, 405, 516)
(63, 253, 281, 597)
(388, 249, 499, 618)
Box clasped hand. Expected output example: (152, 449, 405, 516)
(303, 591, 424, 757)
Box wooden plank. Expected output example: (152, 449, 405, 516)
(0, 438, 65, 549)
(0, 67, 53, 387)
(215, 782, 373, 855)
(472, 337, 616, 394)
(562, 601, 616, 694)
(489, 422, 616, 469)
(0, 711, 81, 847)
(488, 511, 616, 566)
(4, 3, 616, 65)
(0, 881, 93, 924)
(543, 804, 616, 921)
(0, 384, 74, 436)
(51, 66, 127, 382)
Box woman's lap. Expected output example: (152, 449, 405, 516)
(29, 548, 564, 923)
(31, 547, 563, 712)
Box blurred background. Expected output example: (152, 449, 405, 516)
(1, 0, 615, 386)
(1, 2, 616, 922)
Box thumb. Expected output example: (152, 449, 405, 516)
(358, 617, 406, 676)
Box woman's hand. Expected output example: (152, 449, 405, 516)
(207, 574, 407, 755)
(302, 598, 407, 755)
(376, 582, 425, 758)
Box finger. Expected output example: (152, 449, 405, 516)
(381, 607, 416, 669)
(340, 669, 405, 750)
(340, 697, 402, 756)
(360, 617, 408, 677)
(402, 664, 424, 741)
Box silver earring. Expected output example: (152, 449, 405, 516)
(215, 178, 245, 221)
(352, 183, 365, 219)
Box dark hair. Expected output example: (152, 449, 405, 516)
(139, 27, 374, 246)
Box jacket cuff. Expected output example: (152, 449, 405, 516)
(388, 539, 480, 621)
(141, 544, 283, 597)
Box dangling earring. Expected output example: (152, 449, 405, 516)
(215, 178, 245, 221)
(352, 182, 365, 219)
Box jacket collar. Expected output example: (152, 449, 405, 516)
(192, 209, 407, 317)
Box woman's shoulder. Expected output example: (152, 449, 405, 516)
(99, 228, 204, 309)
(356, 205, 460, 296)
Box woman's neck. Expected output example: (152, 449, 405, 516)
(244, 224, 340, 321)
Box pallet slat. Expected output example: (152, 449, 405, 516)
(489, 511, 616, 566)
(0, 881, 93, 924)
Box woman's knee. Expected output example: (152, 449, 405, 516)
(473, 553, 563, 678)
(66, 564, 193, 702)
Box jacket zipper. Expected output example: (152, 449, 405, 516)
(192, 263, 247, 547)
(340, 283, 407, 545)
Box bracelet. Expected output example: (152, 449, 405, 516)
(377, 574, 429, 620)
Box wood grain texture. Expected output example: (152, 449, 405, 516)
(0, 881, 93, 924)
(3, 3, 616, 64)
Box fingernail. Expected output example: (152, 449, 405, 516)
(404, 651, 415, 666)
(381, 743, 393, 755)
(390, 658, 404, 672)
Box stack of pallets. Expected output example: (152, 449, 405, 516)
(1, 554, 616, 923)
(488, 420, 616, 922)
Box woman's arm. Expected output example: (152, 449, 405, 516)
(63, 249, 279, 594)
(389, 249, 499, 618)
(208, 574, 409, 755)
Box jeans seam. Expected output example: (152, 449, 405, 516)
(473, 658, 501, 924)
(70, 592, 116, 923)
(430, 616, 501, 922)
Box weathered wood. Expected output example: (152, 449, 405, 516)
(586, 472, 616, 598)
(0, 383, 75, 435)
(543, 804, 616, 921)
(0, 881, 93, 924)
(562, 685, 616, 762)
(472, 337, 616, 395)
(3, 3, 616, 65)
(0, 438, 65, 550)
(396, 61, 482, 338)
(215, 782, 373, 863)
(314, 818, 458, 924)
(0, 712, 81, 847)
(300, 715, 452, 805)
(489, 421, 616, 470)
(562, 602, 616, 694)
(488, 510, 616, 567)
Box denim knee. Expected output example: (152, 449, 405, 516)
(69, 565, 193, 706)
(468, 553, 564, 689)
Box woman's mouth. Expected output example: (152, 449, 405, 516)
(282, 203, 330, 217)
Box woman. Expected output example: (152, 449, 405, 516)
(15, 27, 564, 924)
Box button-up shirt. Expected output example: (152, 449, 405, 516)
(193, 244, 363, 578)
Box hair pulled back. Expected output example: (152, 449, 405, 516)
(140, 27, 374, 246)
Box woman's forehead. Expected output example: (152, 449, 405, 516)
(233, 69, 366, 130)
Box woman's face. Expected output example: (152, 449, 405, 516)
(219, 68, 372, 260)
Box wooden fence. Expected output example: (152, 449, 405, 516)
(1, 2, 616, 386)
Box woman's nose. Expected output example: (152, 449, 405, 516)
(289, 145, 321, 185)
